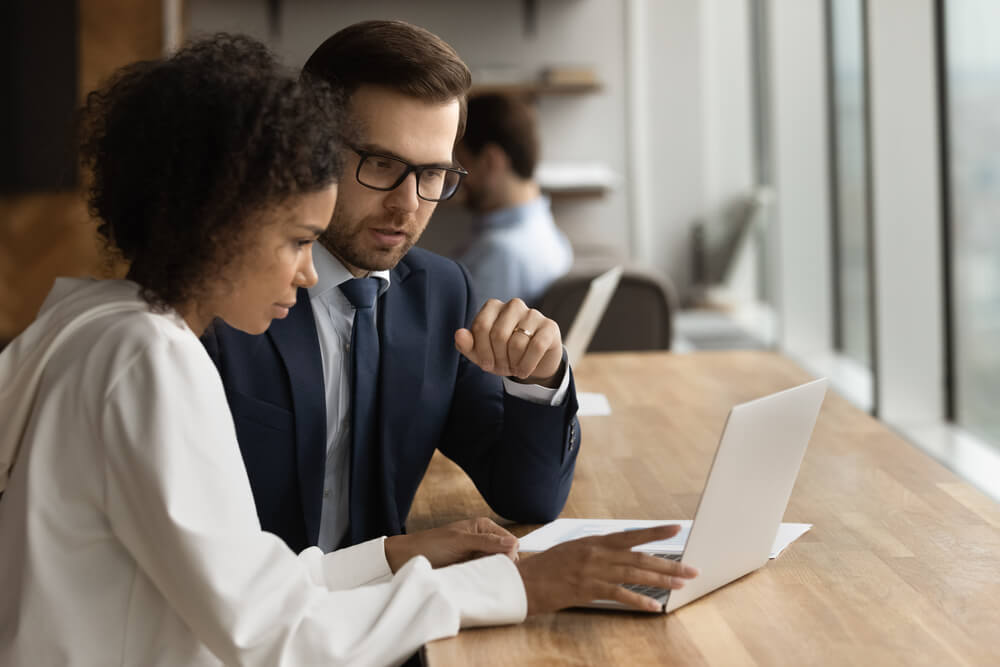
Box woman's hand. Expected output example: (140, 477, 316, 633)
(383, 518, 519, 572)
(516, 525, 699, 614)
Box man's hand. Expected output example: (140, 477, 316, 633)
(383, 517, 519, 572)
(455, 298, 564, 387)
(516, 525, 700, 614)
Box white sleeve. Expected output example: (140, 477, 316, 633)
(100, 335, 526, 666)
(502, 348, 571, 406)
(299, 538, 394, 589)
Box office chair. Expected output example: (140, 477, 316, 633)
(537, 263, 677, 353)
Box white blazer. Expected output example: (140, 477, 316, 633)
(0, 279, 525, 666)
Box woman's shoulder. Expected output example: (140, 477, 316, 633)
(72, 283, 191, 346)
(38, 280, 204, 383)
(103, 311, 193, 361)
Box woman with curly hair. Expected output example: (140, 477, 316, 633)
(0, 34, 693, 666)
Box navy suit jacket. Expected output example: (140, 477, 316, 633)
(203, 247, 580, 553)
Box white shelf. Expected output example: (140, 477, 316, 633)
(535, 161, 616, 195)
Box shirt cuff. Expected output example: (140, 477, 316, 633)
(312, 536, 393, 590)
(428, 553, 527, 628)
(502, 348, 570, 407)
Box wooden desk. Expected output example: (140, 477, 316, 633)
(410, 351, 1000, 666)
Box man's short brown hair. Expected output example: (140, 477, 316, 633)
(303, 20, 472, 139)
(461, 93, 539, 180)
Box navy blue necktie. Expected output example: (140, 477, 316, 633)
(339, 277, 381, 544)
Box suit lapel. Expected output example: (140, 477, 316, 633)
(267, 287, 327, 545)
(375, 260, 428, 534)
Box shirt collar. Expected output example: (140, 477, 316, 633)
(308, 244, 391, 300)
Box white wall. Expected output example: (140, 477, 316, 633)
(626, 0, 755, 292)
(767, 0, 835, 356)
(866, 0, 946, 424)
(628, 0, 704, 285)
(699, 0, 755, 237)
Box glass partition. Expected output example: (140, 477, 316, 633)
(942, 0, 1000, 446)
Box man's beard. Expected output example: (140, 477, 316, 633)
(320, 211, 418, 272)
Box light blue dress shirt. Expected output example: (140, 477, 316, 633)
(458, 195, 573, 306)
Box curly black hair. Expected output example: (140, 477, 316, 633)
(80, 34, 344, 310)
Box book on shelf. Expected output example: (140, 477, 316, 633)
(539, 65, 599, 87)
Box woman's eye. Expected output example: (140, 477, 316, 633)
(297, 239, 314, 247)
(423, 169, 444, 182)
(373, 159, 395, 170)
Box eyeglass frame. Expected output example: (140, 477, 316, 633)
(349, 146, 468, 202)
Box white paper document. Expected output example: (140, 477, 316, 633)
(518, 518, 811, 559)
(577, 392, 612, 416)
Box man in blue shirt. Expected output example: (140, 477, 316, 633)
(455, 93, 574, 305)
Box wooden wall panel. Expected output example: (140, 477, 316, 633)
(79, 0, 165, 97)
(0, 0, 164, 345)
(0, 194, 100, 338)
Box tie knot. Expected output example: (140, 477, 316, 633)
(339, 277, 380, 310)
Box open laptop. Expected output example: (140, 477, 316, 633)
(562, 265, 623, 367)
(520, 377, 828, 613)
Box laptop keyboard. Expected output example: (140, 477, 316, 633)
(622, 553, 681, 600)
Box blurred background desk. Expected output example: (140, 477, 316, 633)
(409, 351, 1000, 666)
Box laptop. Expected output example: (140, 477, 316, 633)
(562, 265, 623, 367)
(520, 377, 828, 613)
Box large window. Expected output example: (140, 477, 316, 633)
(943, 0, 1000, 445)
(827, 0, 872, 368)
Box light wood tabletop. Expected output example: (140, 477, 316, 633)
(410, 350, 1000, 666)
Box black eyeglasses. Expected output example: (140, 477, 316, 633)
(350, 147, 467, 202)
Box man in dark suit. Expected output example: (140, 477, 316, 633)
(204, 20, 581, 554)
